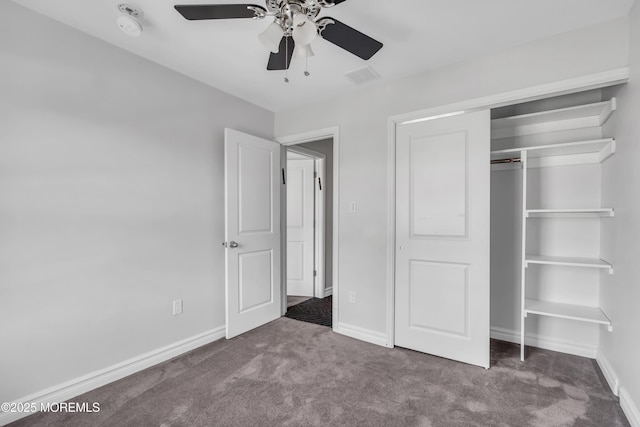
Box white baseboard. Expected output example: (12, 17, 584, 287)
(323, 287, 333, 297)
(0, 327, 225, 426)
(490, 326, 597, 359)
(594, 354, 638, 427)
(596, 351, 619, 396)
(334, 322, 391, 348)
(620, 387, 640, 427)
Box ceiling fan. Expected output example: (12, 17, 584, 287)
(174, 1, 383, 73)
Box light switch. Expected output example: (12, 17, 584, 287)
(349, 201, 357, 213)
(173, 299, 183, 315)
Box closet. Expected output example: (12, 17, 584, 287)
(489, 89, 618, 360)
(394, 86, 624, 366)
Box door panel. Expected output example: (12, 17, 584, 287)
(238, 145, 273, 234)
(395, 110, 490, 368)
(286, 241, 304, 280)
(409, 261, 469, 336)
(238, 250, 273, 312)
(225, 129, 281, 339)
(286, 158, 315, 297)
(286, 168, 305, 227)
(410, 132, 468, 237)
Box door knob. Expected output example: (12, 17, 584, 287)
(229, 241, 239, 248)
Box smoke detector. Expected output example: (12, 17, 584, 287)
(116, 3, 143, 37)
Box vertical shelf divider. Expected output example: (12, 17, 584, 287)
(520, 150, 528, 361)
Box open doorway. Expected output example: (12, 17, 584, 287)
(284, 138, 334, 327)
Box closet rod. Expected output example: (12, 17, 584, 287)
(491, 158, 522, 165)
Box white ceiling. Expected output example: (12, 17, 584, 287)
(10, 0, 635, 112)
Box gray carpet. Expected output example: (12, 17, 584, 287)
(10, 318, 628, 426)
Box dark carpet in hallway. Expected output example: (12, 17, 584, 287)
(285, 295, 332, 328)
(9, 317, 628, 427)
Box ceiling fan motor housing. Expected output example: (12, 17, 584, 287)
(266, 0, 322, 35)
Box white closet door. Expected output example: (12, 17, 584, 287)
(395, 110, 491, 368)
(225, 128, 281, 339)
(286, 158, 315, 297)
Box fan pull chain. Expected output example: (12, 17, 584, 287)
(304, 49, 310, 77)
(284, 36, 290, 83)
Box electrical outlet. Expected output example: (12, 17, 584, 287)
(348, 291, 356, 304)
(173, 299, 183, 315)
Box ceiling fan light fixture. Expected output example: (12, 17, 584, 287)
(259, 22, 284, 53)
(292, 14, 317, 46)
(175, 1, 384, 73)
(293, 43, 314, 59)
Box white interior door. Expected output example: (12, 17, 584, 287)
(286, 156, 315, 297)
(395, 110, 491, 368)
(225, 128, 281, 339)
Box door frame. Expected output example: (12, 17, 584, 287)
(277, 127, 340, 327)
(386, 69, 629, 347)
(286, 146, 327, 299)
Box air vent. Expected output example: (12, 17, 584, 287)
(344, 66, 380, 85)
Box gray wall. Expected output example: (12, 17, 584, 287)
(275, 18, 629, 337)
(0, 1, 273, 403)
(600, 0, 640, 418)
(299, 139, 333, 293)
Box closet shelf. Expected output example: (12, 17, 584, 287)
(524, 299, 612, 331)
(491, 138, 616, 167)
(513, 96, 619, 361)
(492, 98, 616, 139)
(526, 208, 615, 218)
(525, 255, 614, 273)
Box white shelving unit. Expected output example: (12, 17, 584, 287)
(525, 255, 614, 274)
(524, 299, 613, 331)
(526, 208, 614, 218)
(491, 97, 617, 361)
(491, 98, 617, 139)
(491, 138, 616, 168)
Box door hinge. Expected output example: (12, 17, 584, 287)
(314, 171, 318, 178)
(313, 270, 317, 277)
(318, 177, 322, 190)
(282, 168, 286, 185)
